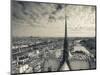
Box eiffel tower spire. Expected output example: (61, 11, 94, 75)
(64, 15, 68, 61)
(63, 5, 68, 61)
(58, 6, 71, 71)
(64, 16, 71, 70)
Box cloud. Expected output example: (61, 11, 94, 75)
(11, 1, 96, 37)
(12, 1, 65, 37)
(12, 1, 64, 26)
(65, 5, 96, 37)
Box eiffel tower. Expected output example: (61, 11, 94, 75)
(58, 7, 71, 70)
(43, 5, 91, 72)
(58, 5, 91, 70)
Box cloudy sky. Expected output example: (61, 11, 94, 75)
(11, 1, 96, 37)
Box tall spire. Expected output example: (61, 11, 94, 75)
(64, 5, 71, 70)
(58, 6, 71, 71)
(64, 16, 68, 60)
(64, 16, 71, 70)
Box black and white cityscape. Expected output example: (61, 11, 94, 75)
(11, 0, 96, 74)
